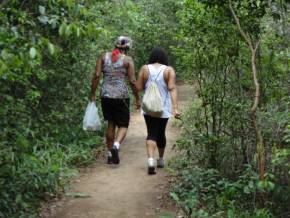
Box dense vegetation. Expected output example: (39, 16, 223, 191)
(0, 1, 104, 217)
(169, 0, 290, 217)
(0, 0, 178, 217)
(0, 0, 289, 217)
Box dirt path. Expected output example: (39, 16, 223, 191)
(42, 84, 193, 218)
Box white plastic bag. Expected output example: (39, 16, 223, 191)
(142, 82, 163, 117)
(83, 102, 101, 131)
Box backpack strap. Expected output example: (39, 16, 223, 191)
(147, 65, 164, 82)
(154, 68, 164, 82)
(148, 65, 168, 109)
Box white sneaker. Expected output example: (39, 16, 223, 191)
(157, 158, 165, 168)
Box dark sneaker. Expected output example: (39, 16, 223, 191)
(111, 146, 120, 164)
(107, 156, 113, 164)
(148, 166, 156, 175)
(157, 159, 165, 168)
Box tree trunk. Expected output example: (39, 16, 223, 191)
(250, 47, 265, 181)
(229, 1, 266, 182)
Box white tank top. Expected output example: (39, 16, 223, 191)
(142, 64, 172, 118)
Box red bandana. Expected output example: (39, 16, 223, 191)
(111, 49, 120, 62)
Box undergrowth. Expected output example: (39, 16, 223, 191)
(168, 100, 290, 218)
(0, 132, 102, 218)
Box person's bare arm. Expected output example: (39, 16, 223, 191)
(90, 54, 103, 101)
(126, 56, 141, 109)
(136, 65, 148, 91)
(166, 67, 181, 118)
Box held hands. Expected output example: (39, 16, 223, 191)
(90, 94, 96, 102)
(135, 99, 141, 110)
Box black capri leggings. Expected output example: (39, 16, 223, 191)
(144, 115, 169, 148)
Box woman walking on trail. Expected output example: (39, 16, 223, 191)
(90, 36, 141, 165)
(136, 47, 181, 175)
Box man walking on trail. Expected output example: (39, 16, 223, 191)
(90, 36, 140, 165)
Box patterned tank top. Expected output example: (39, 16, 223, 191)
(100, 52, 129, 99)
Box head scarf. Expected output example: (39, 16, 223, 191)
(111, 36, 132, 62)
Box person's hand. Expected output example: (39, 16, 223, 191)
(135, 99, 141, 110)
(90, 94, 96, 102)
(173, 108, 181, 119)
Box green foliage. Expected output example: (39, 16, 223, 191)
(0, 133, 101, 217)
(1, 0, 289, 217)
(0, 0, 106, 217)
(170, 157, 275, 217)
(0, 0, 181, 216)
(170, 0, 290, 216)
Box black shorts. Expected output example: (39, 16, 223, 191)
(144, 115, 169, 148)
(101, 98, 130, 128)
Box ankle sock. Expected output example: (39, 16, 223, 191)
(148, 157, 154, 167)
(113, 141, 120, 149)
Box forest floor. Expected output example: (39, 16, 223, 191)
(41, 84, 194, 218)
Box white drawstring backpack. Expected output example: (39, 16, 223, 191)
(142, 69, 163, 117)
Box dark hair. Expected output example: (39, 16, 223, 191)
(115, 46, 129, 54)
(148, 47, 169, 65)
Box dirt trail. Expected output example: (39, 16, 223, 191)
(42, 84, 194, 218)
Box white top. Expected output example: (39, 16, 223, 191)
(142, 64, 172, 118)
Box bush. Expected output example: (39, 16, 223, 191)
(0, 133, 101, 218)
(169, 158, 275, 217)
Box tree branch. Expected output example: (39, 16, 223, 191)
(268, 0, 272, 8)
(229, 0, 253, 49)
(228, 0, 265, 187)
(251, 39, 261, 113)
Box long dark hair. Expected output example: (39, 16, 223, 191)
(148, 47, 169, 66)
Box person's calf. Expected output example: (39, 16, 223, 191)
(157, 147, 165, 158)
(106, 134, 114, 149)
(115, 127, 128, 146)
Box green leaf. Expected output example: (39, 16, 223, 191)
(65, 0, 75, 8)
(1, 49, 10, 60)
(243, 186, 250, 194)
(59, 23, 67, 36)
(49, 16, 59, 29)
(39, 5, 46, 15)
(267, 181, 275, 191)
(65, 192, 91, 198)
(47, 43, 55, 55)
(76, 27, 81, 37)
(15, 194, 22, 204)
(29, 47, 37, 59)
(169, 192, 179, 202)
(38, 15, 49, 24)
(65, 24, 72, 37)
(159, 214, 173, 218)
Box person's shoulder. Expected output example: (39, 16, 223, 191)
(164, 65, 175, 74)
(124, 55, 134, 62)
(140, 65, 149, 79)
(141, 65, 148, 70)
(165, 65, 174, 71)
(99, 51, 107, 56)
(98, 52, 106, 60)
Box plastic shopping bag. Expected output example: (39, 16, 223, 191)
(83, 102, 101, 131)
